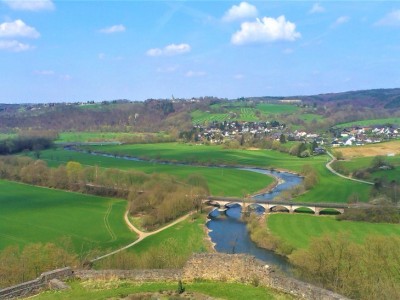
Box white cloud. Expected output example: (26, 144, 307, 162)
(375, 10, 400, 26)
(185, 70, 206, 77)
(0, 19, 40, 38)
(231, 16, 301, 45)
(2, 0, 54, 11)
(332, 16, 350, 27)
(234, 74, 244, 80)
(146, 43, 191, 57)
(222, 2, 258, 22)
(309, 3, 325, 14)
(98, 53, 106, 60)
(99, 24, 126, 34)
(0, 40, 33, 52)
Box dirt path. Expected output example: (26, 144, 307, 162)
(91, 211, 192, 262)
(326, 151, 374, 185)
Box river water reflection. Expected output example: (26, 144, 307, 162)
(207, 169, 303, 273)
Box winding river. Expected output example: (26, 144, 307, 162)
(67, 147, 303, 272)
(207, 169, 302, 273)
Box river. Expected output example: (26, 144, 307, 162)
(66, 147, 303, 272)
(207, 169, 302, 273)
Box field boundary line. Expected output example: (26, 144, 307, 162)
(104, 202, 117, 242)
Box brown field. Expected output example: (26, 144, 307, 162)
(338, 140, 400, 158)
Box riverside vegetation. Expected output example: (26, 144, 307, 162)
(2, 91, 400, 298)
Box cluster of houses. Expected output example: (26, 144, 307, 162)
(331, 125, 400, 147)
(193, 121, 285, 143)
(190, 121, 400, 150)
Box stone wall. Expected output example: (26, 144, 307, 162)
(182, 253, 349, 300)
(74, 269, 181, 282)
(0, 254, 348, 300)
(0, 267, 73, 299)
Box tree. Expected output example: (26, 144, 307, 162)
(279, 133, 286, 144)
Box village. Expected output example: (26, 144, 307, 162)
(191, 120, 400, 150)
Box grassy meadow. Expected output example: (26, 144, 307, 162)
(0, 180, 135, 253)
(191, 103, 299, 124)
(35, 280, 292, 300)
(28, 148, 273, 197)
(332, 154, 400, 182)
(56, 131, 169, 143)
(80, 143, 372, 202)
(268, 214, 400, 250)
(256, 103, 299, 115)
(335, 117, 400, 128)
(128, 215, 207, 256)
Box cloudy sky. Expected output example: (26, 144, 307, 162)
(1, 0, 400, 103)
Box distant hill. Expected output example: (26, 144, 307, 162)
(295, 88, 400, 108)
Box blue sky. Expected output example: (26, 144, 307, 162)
(0, 1, 400, 103)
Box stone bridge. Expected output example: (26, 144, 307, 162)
(205, 197, 347, 215)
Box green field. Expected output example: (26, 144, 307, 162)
(36, 280, 291, 300)
(128, 215, 207, 256)
(57, 131, 168, 143)
(256, 103, 299, 115)
(332, 155, 400, 181)
(0, 180, 135, 253)
(335, 117, 400, 128)
(80, 143, 372, 203)
(268, 214, 400, 250)
(191, 103, 299, 124)
(0, 133, 16, 140)
(298, 113, 324, 122)
(28, 148, 273, 197)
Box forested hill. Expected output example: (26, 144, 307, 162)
(244, 88, 400, 109)
(1, 88, 399, 132)
(296, 88, 400, 109)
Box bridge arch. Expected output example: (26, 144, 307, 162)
(317, 208, 344, 215)
(292, 206, 316, 214)
(269, 205, 290, 213)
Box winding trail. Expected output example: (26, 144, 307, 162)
(91, 211, 192, 263)
(326, 151, 374, 185)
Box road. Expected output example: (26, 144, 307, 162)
(91, 211, 192, 262)
(326, 151, 374, 185)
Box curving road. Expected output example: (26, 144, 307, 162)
(326, 151, 374, 185)
(91, 211, 192, 262)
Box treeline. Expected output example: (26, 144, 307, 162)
(290, 233, 400, 300)
(0, 132, 56, 155)
(0, 241, 78, 288)
(0, 156, 209, 229)
(129, 174, 209, 230)
(337, 205, 400, 223)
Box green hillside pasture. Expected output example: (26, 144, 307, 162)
(35, 280, 291, 300)
(129, 215, 206, 256)
(0, 180, 135, 253)
(256, 103, 299, 115)
(298, 113, 324, 122)
(332, 155, 400, 182)
(0, 133, 16, 140)
(57, 131, 168, 143)
(295, 163, 371, 203)
(81, 143, 372, 202)
(268, 214, 400, 250)
(335, 117, 400, 128)
(82, 143, 317, 171)
(31, 148, 273, 197)
(191, 110, 230, 124)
